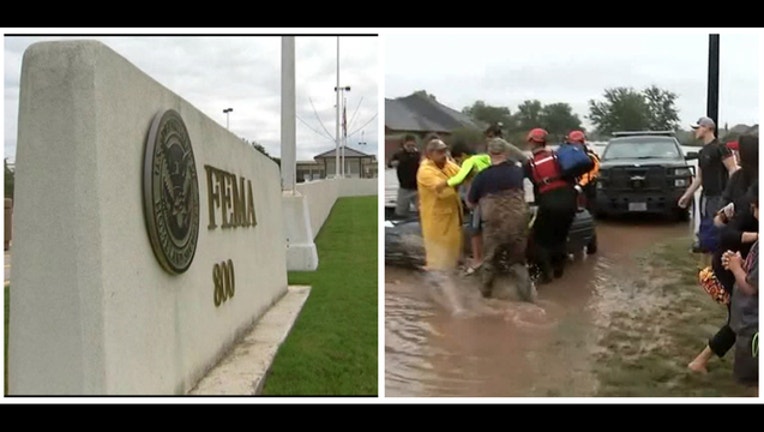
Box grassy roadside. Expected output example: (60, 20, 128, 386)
(261, 196, 378, 395)
(594, 236, 755, 397)
(4, 284, 8, 396)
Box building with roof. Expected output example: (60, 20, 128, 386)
(385, 91, 485, 162)
(296, 145, 377, 182)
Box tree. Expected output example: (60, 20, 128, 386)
(588, 86, 680, 135)
(643, 85, 680, 131)
(587, 87, 651, 135)
(514, 100, 544, 131)
(461, 101, 514, 131)
(5, 159, 14, 199)
(540, 102, 583, 142)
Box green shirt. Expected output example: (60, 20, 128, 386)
(447, 154, 492, 187)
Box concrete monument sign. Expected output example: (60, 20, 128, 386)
(8, 40, 288, 395)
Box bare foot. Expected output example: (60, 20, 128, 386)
(687, 361, 708, 374)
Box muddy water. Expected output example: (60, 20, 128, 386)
(385, 217, 692, 397)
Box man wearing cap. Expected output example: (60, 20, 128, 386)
(678, 116, 738, 250)
(467, 138, 531, 300)
(417, 137, 463, 272)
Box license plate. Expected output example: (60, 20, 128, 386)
(629, 202, 647, 212)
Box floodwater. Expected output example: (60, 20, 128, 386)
(385, 217, 692, 397)
(385, 145, 703, 397)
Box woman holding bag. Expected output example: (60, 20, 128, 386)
(689, 135, 759, 374)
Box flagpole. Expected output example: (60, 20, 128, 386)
(335, 37, 340, 178)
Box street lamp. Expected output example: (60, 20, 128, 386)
(223, 108, 233, 130)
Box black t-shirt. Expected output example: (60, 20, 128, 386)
(468, 161, 525, 204)
(389, 148, 421, 190)
(698, 139, 733, 196)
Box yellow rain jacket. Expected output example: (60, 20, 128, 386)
(417, 158, 463, 270)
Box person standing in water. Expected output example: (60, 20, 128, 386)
(467, 138, 532, 300)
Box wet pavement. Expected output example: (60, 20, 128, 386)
(385, 215, 693, 397)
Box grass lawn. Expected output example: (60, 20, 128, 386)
(261, 196, 378, 395)
(4, 284, 8, 396)
(595, 236, 757, 397)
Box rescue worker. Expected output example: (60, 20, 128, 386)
(566, 130, 600, 212)
(417, 137, 463, 272)
(523, 128, 578, 284)
(467, 138, 531, 300)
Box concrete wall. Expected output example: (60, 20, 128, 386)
(9, 40, 288, 395)
(294, 178, 377, 240)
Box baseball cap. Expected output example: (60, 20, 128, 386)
(527, 128, 548, 143)
(426, 139, 447, 152)
(487, 138, 510, 154)
(690, 116, 716, 129)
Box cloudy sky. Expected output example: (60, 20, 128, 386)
(4, 33, 379, 162)
(385, 29, 759, 132)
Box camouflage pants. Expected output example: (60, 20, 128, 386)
(478, 189, 532, 300)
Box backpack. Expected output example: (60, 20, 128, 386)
(555, 143, 594, 179)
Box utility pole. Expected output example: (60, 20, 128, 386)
(335, 37, 340, 178)
(707, 34, 720, 137)
(280, 36, 296, 193)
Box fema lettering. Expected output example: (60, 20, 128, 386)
(204, 165, 257, 230)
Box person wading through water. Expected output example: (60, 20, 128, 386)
(417, 136, 463, 273)
(436, 141, 491, 273)
(467, 138, 532, 300)
(523, 128, 578, 284)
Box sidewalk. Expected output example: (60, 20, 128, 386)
(4, 251, 9, 287)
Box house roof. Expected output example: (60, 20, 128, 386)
(385, 92, 485, 133)
(313, 145, 374, 159)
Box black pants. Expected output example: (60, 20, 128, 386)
(734, 333, 758, 385)
(533, 187, 577, 278)
(709, 302, 736, 357)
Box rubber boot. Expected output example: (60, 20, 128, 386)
(535, 244, 554, 285)
(552, 245, 566, 279)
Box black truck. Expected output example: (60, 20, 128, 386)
(593, 131, 698, 220)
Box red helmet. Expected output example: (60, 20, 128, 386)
(527, 128, 548, 143)
(568, 130, 586, 143)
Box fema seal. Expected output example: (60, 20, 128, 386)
(143, 109, 200, 275)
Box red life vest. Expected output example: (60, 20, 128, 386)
(528, 150, 568, 194)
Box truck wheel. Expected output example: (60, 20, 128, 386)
(586, 232, 598, 255)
